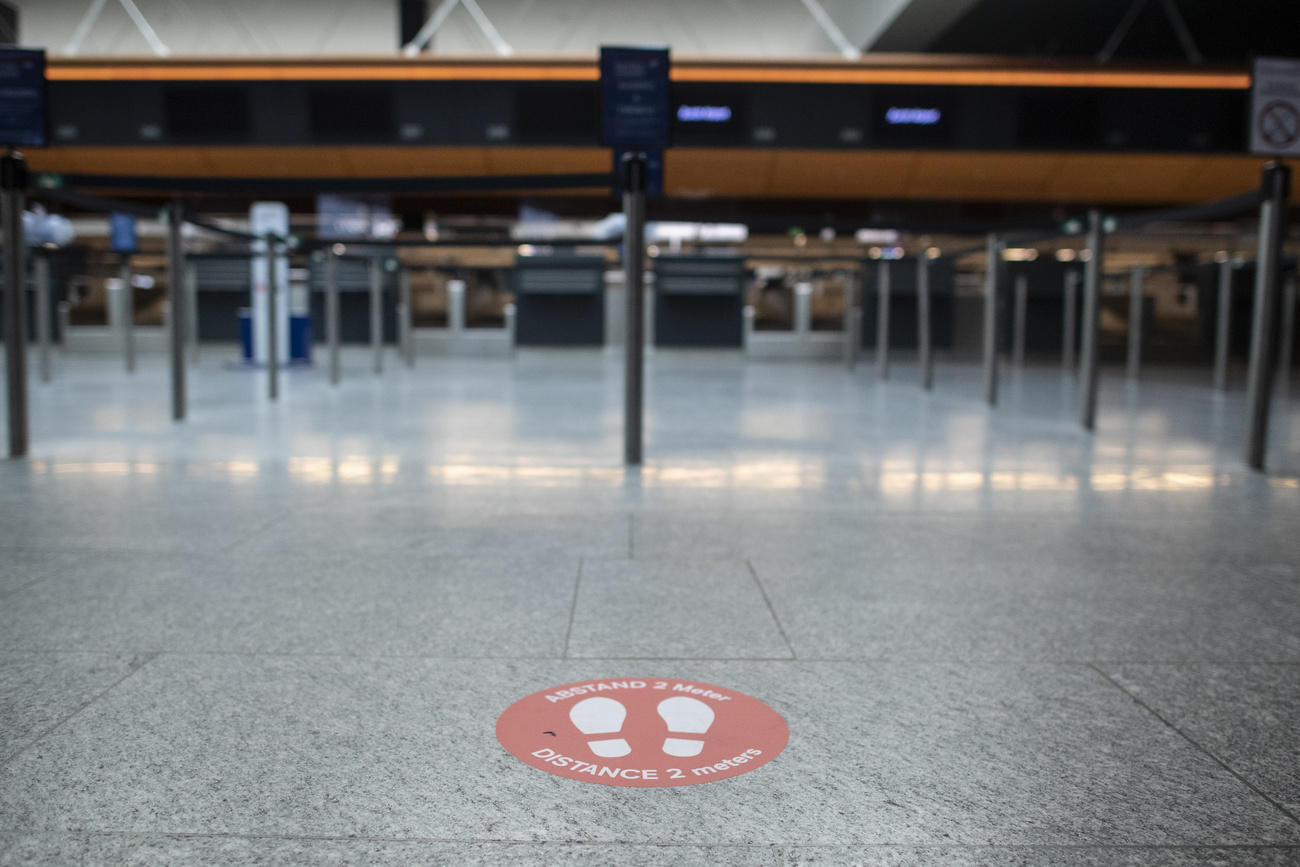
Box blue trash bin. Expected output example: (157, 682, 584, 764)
(290, 315, 311, 363)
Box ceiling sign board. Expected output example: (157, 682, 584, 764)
(600, 46, 670, 150)
(0, 48, 46, 149)
(496, 677, 788, 787)
(1251, 57, 1300, 157)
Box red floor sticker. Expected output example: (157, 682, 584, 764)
(496, 677, 789, 787)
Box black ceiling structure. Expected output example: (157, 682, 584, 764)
(871, 0, 1300, 63)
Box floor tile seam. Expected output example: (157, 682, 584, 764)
(1084, 660, 1300, 668)
(11, 648, 1289, 666)
(561, 556, 584, 660)
(1086, 662, 1300, 828)
(215, 514, 289, 555)
(7, 832, 1299, 851)
(0, 651, 161, 770)
(744, 558, 798, 660)
(0, 574, 55, 602)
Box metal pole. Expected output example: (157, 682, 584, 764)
(842, 273, 857, 369)
(264, 234, 278, 401)
(34, 253, 51, 383)
(1126, 265, 1145, 382)
(623, 153, 647, 465)
(120, 257, 134, 373)
(918, 255, 933, 391)
(400, 267, 414, 368)
(57, 301, 70, 353)
(370, 257, 383, 374)
(1079, 209, 1105, 430)
(2, 153, 28, 457)
(1213, 259, 1233, 391)
(876, 260, 890, 379)
(185, 260, 199, 365)
(1277, 272, 1296, 391)
(327, 251, 340, 385)
(982, 233, 1000, 405)
(166, 202, 186, 421)
(1012, 271, 1028, 368)
(1244, 163, 1291, 469)
(1062, 269, 1079, 374)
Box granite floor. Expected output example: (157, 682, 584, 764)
(1, 346, 1298, 865)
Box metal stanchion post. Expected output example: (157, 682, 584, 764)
(918, 254, 933, 390)
(400, 267, 414, 368)
(1277, 272, 1296, 392)
(876, 260, 890, 379)
(623, 153, 647, 465)
(57, 301, 70, 354)
(982, 233, 1001, 406)
(1244, 163, 1291, 469)
(370, 257, 383, 374)
(1062, 269, 1079, 374)
(185, 261, 199, 365)
(1079, 210, 1105, 430)
(1213, 259, 1233, 391)
(34, 252, 51, 383)
(265, 234, 278, 402)
(166, 202, 186, 421)
(1012, 272, 1028, 368)
(327, 250, 340, 385)
(1126, 266, 1145, 382)
(841, 275, 857, 370)
(120, 257, 135, 373)
(2, 152, 28, 457)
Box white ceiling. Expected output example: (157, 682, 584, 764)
(17, 0, 912, 58)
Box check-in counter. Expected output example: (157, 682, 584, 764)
(652, 255, 746, 348)
(861, 257, 956, 351)
(513, 254, 605, 346)
(191, 254, 252, 342)
(307, 255, 398, 344)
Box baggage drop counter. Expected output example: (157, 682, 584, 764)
(308, 255, 398, 345)
(652, 255, 746, 348)
(513, 254, 605, 346)
(861, 257, 956, 354)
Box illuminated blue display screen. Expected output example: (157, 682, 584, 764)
(0, 48, 46, 149)
(872, 88, 953, 146)
(677, 105, 733, 123)
(885, 107, 941, 125)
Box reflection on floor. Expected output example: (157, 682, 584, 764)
(1, 349, 1298, 863)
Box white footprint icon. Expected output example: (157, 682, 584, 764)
(657, 696, 715, 757)
(569, 697, 631, 758)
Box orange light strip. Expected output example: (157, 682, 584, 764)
(46, 61, 1248, 90)
(671, 66, 1249, 90)
(47, 64, 599, 82)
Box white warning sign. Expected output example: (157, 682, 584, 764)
(1251, 57, 1300, 157)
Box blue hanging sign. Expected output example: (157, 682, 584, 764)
(109, 212, 138, 254)
(0, 48, 46, 149)
(600, 46, 670, 150)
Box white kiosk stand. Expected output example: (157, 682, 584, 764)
(249, 202, 290, 366)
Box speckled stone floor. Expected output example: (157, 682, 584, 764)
(1, 347, 1298, 865)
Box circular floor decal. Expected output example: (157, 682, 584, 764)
(496, 677, 788, 787)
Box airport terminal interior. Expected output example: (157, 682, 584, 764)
(2, 1, 1300, 864)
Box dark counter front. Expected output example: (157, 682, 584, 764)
(512, 256, 605, 346)
(653, 255, 745, 348)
